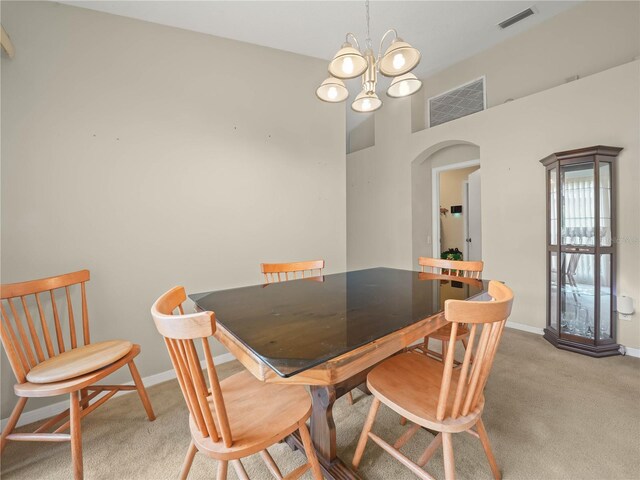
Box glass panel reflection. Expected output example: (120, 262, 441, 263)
(560, 253, 595, 340)
(549, 167, 557, 245)
(599, 254, 612, 340)
(599, 163, 612, 247)
(550, 252, 558, 331)
(561, 163, 595, 246)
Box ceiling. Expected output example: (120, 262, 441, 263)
(59, 1, 580, 136)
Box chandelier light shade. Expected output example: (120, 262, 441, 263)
(351, 91, 382, 113)
(315, 0, 423, 113)
(316, 77, 349, 103)
(328, 42, 368, 79)
(386, 73, 423, 98)
(378, 38, 421, 77)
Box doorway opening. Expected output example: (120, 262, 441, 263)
(432, 160, 481, 261)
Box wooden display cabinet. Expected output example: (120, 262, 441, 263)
(540, 146, 622, 357)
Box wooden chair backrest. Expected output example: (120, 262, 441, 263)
(418, 257, 483, 279)
(151, 286, 233, 447)
(1, 270, 91, 383)
(261, 260, 324, 284)
(437, 280, 513, 421)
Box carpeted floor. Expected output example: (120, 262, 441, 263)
(2, 328, 640, 480)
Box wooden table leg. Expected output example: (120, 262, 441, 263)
(310, 385, 337, 461)
(287, 384, 362, 479)
(293, 366, 377, 480)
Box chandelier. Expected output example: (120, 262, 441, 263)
(316, 0, 423, 113)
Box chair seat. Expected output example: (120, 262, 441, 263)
(26, 340, 133, 384)
(15, 344, 141, 398)
(367, 352, 483, 433)
(190, 370, 312, 460)
(429, 323, 470, 341)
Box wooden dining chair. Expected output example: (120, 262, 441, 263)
(151, 286, 323, 480)
(0, 270, 155, 480)
(414, 257, 484, 364)
(260, 260, 325, 284)
(353, 280, 513, 480)
(261, 259, 355, 406)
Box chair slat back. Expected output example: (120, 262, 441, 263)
(261, 260, 324, 284)
(151, 286, 233, 447)
(0, 270, 91, 383)
(436, 281, 513, 421)
(418, 257, 483, 279)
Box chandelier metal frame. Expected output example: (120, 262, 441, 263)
(316, 0, 423, 112)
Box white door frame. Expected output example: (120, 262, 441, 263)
(462, 180, 470, 260)
(431, 159, 480, 258)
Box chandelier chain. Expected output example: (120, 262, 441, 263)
(365, 0, 372, 50)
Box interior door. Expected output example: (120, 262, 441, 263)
(467, 169, 482, 261)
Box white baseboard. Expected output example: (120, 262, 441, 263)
(1, 352, 236, 430)
(505, 320, 545, 336)
(505, 321, 640, 358)
(623, 346, 640, 358)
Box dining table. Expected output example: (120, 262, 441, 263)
(190, 267, 488, 480)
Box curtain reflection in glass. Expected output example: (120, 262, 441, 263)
(561, 163, 595, 246)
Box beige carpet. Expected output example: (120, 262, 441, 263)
(2, 329, 640, 480)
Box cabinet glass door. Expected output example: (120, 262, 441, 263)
(549, 167, 558, 245)
(549, 251, 558, 331)
(561, 163, 595, 246)
(560, 252, 595, 341)
(599, 254, 612, 340)
(599, 163, 612, 247)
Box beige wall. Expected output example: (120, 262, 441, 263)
(348, 115, 375, 153)
(350, 1, 640, 150)
(347, 61, 640, 350)
(1, 2, 346, 418)
(439, 166, 479, 254)
(420, 1, 640, 114)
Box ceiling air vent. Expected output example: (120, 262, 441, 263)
(498, 8, 535, 29)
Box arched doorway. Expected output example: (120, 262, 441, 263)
(411, 141, 481, 264)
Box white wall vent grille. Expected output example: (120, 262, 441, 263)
(428, 77, 486, 128)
